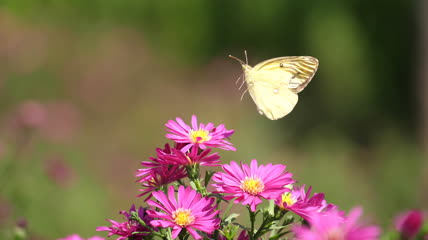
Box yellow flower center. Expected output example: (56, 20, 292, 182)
(172, 208, 195, 227)
(189, 129, 211, 143)
(281, 192, 297, 207)
(240, 177, 264, 195)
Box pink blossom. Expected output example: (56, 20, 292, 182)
(57, 234, 104, 240)
(136, 144, 187, 200)
(293, 207, 381, 240)
(394, 210, 424, 239)
(162, 144, 221, 166)
(142, 143, 221, 167)
(275, 184, 335, 221)
(165, 115, 235, 152)
(147, 185, 220, 239)
(96, 205, 153, 240)
(212, 159, 294, 212)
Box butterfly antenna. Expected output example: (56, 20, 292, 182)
(244, 50, 248, 65)
(228, 55, 245, 65)
(240, 88, 249, 101)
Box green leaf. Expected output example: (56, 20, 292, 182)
(232, 222, 250, 231)
(189, 181, 197, 190)
(267, 200, 275, 217)
(224, 213, 240, 224)
(204, 170, 215, 187)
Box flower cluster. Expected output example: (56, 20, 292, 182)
(96, 205, 153, 240)
(59, 115, 427, 240)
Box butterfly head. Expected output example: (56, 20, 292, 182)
(228, 55, 252, 72)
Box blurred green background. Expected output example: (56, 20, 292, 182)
(0, 0, 426, 239)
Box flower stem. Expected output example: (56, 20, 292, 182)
(192, 177, 208, 196)
(248, 206, 256, 240)
(130, 211, 160, 237)
(186, 164, 208, 196)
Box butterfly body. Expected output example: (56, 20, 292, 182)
(232, 55, 319, 120)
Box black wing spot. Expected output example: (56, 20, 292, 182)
(279, 63, 284, 68)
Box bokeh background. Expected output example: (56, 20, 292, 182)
(0, 0, 426, 239)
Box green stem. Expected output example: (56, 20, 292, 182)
(248, 206, 256, 240)
(253, 215, 270, 240)
(177, 229, 188, 240)
(131, 212, 160, 237)
(221, 201, 234, 220)
(186, 164, 209, 196)
(193, 177, 208, 196)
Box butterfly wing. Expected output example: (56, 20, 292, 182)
(245, 56, 318, 120)
(253, 56, 318, 93)
(245, 68, 298, 120)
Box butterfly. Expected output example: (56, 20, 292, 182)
(230, 52, 319, 120)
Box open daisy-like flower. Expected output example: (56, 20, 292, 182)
(212, 159, 294, 212)
(165, 115, 235, 152)
(146, 185, 220, 239)
(275, 184, 336, 221)
(293, 207, 381, 240)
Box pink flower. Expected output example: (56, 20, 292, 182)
(142, 143, 221, 167)
(96, 205, 153, 240)
(394, 210, 424, 239)
(293, 207, 381, 240)
(136, 164, 187, 200)
(136, 144, 187, 200)
(163, 144, 221, 166)
(165, 115, 235, 152)
(212, 159, 294, 212)
(147, 185, 220, 239)
(275, 184, 335, 221)
(57, 234, 104, 240)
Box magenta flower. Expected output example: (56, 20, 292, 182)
(212, 159, 294, 212)
(136, 144, 187, 200)
(162, 144, 221, 166)
(96, 205, 153, 240)
(146, 185, 220, 239)
(57, 234, 104, 240)
(275, 184, 336, 221)
(165, 115, 235, 152)
(293, 207, 381, 240)
(136, 164, 187, 200)
(394, 210, 424, 239)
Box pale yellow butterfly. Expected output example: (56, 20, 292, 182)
(229, 52, 319, 120)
